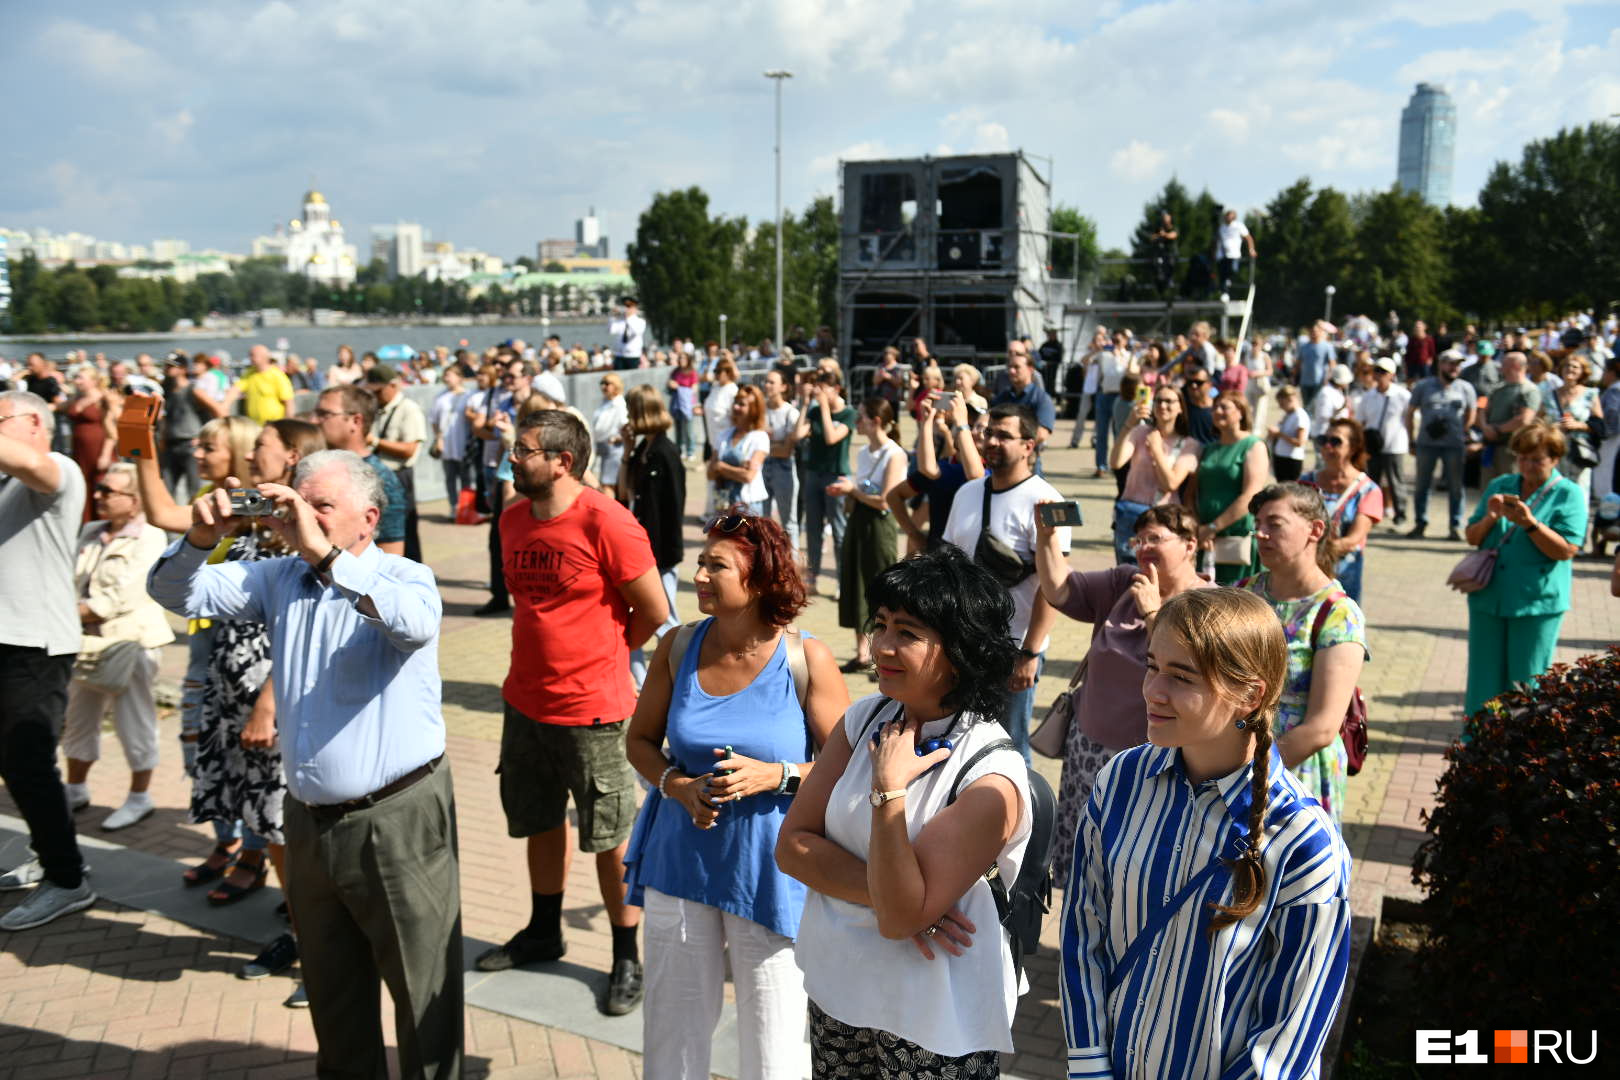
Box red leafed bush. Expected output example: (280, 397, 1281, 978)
(1411, 646, 1619, 1028)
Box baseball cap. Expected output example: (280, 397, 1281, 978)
(1439, 348, 1464, 363)
(1477, 341, 1496, 357)
(364, 364, 400, 384)
(1330, 365, 1353, 386)
(1374, 357, 1399, 374)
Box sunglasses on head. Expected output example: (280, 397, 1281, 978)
(707, 512, 754, 535)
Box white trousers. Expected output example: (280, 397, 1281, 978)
(642, 887, 808, 1080)
(62, 648, 162, 772)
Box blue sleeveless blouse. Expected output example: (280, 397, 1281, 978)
(623, 618, 813, 939)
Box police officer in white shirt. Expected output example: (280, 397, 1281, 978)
(609, 297, 647, 372)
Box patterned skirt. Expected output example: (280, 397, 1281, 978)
(189, 535, 287, 844)
(808, 1002, 999, 1079)
(1051, 727, 1121, 890)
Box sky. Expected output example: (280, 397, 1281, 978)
(3, 0, 1618, 259)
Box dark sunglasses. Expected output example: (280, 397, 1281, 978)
(1319, 435, 1346, 448)
(1187, 378, 1209, 387)
(706, 512, 755, 535)
(93, 484, 132, 496)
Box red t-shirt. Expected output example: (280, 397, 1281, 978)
(500, 487, 655, 725)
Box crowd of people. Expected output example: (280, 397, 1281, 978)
(0, 298, 1616, 1079)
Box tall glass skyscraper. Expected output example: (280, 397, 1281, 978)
(1397, 83, 1456, 207)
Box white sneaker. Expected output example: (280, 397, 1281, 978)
(65, 784, 90, 813)
(0, 879, 96, 930)
(284, 983, 309, 1008)
(100, 796, 155, 832)
(0, 857, 45, 891)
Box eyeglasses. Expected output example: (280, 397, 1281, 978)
(0, 413, 26, 424)
(509, 443, 562, 462)
(1319, 435, 1346, 448)
(1187, 378, 1209, 387)
(1128, 532, 1183, 551)
(93, 484, 134, 497)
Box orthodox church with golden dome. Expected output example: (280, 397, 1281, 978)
(250, 189, 358, 286)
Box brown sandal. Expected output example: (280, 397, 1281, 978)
(183, 842, 241, 888)
(207, 851, 268, 906)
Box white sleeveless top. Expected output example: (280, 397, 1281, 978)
(795, 694, 1032, 1056)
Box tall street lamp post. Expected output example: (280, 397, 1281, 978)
(764, 69, 793, 352)
(1323, 284, 1336, 324)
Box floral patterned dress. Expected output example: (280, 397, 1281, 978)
(190, 530, 286, 844)
(1238, 574, 1368, 826)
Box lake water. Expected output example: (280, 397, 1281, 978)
(2, 320, 616, 363)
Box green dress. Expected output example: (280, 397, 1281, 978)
(1196, 434, 1263, 585)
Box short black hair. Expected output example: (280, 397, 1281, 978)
(865, 546, 1018, 722)
(988, 402, 1037, 442)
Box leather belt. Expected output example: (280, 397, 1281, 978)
(304, 754, 443, 822)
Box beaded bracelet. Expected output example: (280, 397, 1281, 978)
(658, 764, 680, 797)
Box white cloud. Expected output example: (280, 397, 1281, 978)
(155, 108, 195, 146)
(811, 140, 896, 177)
(1207, 108, 1250, 143)
(940, 109, 1013, 153)
(1110, 140, 1167, 181)
(36, 19, 159, 82)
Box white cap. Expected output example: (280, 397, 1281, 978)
(1330, 364, 1353, 386)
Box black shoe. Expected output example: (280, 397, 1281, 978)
(1405, 524, 1426, 539)
(474, 930, 565, 972)
(473, 600, 511, 617)
(240, 933, 298, 980)
(1446, 527, 1463, 542)
(601, 958, 643, 1016)
(839, 658, 868, 675)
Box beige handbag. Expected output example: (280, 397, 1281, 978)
(1029, 656, 1087, 759)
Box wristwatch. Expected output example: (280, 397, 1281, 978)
(869, 788, 907, 808)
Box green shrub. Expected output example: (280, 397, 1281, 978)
(1411, 647, 1620, 1027)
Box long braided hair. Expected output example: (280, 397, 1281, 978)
(1154, 589, 1288, 934)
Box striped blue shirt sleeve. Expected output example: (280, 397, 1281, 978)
(1221, 898, 1350, 1080)
(1061, 791, 1117, 1080)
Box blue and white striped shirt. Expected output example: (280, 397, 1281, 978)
(1060, 744, 1351, 1080)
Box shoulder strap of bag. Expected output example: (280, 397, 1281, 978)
(1309, 589, 1348, 651)
(784, 626, 809, 709)
(1489, 474, 1563, 550)
(665, 620, 705, 682)
(1106, 824, 1246, 994)
(980, 477, 994, 544)
(946, 737, 1018, 805)
(1327, 476, 1375, 529)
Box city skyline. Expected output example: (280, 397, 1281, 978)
(2, 1, 1617, 257)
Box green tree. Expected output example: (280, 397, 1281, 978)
(1473, 122, 1620, 313)
(628, 186, 746, 342)
(542, 260, 567, 273)
(1251, 178, 1313, 326)
(1129, 178, 1221, 288)
(53, 269, 100, 330)
(196, 271, 243, 314)
(1048, 204, 1099, 281)
(179, 282, 208, 324)
(235, 257, 290, 310)
(1348, 185, 1452, 323)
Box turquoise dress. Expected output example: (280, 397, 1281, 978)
(1239, 575, 1369, 827)
(1463, 473, 1588, 715)
(622, 619, 813, 939)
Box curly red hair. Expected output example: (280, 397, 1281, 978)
(704, 508, 808, 627)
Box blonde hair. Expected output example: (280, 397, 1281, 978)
(1155, 589, 1288, 933)
(599, 372, 624, 394)
(626, 383, 673, 435)
(198, 416, 260, 482)
(953, 363, 982, 389)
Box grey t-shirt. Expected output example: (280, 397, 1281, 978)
(1484, 381, 1541, 439)
(1412, 376, 1474, 449)
(164, 381, 207, 443)
(0, 452, 87, 655)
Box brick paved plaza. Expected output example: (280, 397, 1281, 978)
(2, 438, 1615, 1080)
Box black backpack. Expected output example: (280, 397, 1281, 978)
(947, 738, 1058, 978)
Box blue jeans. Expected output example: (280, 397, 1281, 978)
(803, 469, 848, 580)
(1093, 392, 1117, 470)
(440, 457, 473, 512)
(762, 456, 800, 550)
(1112, 498, 1153, 565)
(673, 413, 694, 457)
(1413, 446, 1466, 529)
(1332, 549, 1365, 606)
(1004, 653, 1044, 764)
(629, 568, 682, 692)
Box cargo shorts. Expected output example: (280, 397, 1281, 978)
(497, 703, 638, 852)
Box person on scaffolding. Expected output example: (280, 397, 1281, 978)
(1151, 209, 1178, 299)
